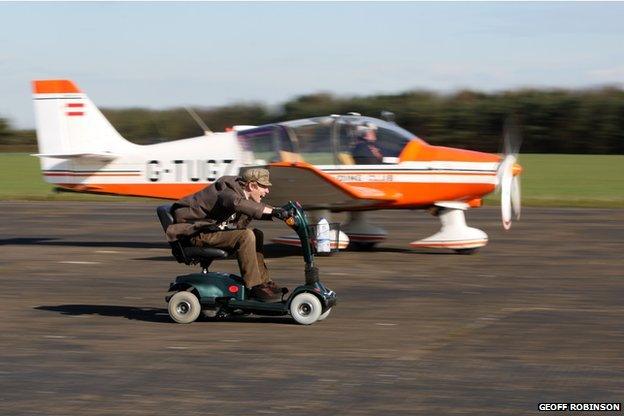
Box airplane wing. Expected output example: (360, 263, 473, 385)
(260, 162, 401, 210)
(32, 152, 119, 161)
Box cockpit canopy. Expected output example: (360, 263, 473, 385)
(237, 115, 421, 166)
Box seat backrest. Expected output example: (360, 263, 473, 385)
(338, 152, 355, 165)
(156, 204, 174, 233)
(279, 150, 304, 162)
(156, 204, 189, 264)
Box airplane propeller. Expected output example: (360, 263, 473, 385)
(497, 117, 523, 230)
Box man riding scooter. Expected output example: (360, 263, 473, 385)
(164, 168, 289, 301)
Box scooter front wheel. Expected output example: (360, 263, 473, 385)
(168, 291, 201, 324)
(290, 293, 322, 325)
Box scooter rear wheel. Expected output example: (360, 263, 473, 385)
(290, 293, 322, 325)
(168, 291, 201, 324)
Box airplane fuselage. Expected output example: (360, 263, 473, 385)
(32, 79, 521, 252)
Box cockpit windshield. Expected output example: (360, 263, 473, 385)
(237, 115, 420, 166)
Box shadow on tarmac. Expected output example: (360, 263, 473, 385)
(34, 305, 296, 325)
(35, 305, 171, 323)
(0, 237, 167, 249)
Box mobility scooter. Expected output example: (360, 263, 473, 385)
(157, 201, 336, 325)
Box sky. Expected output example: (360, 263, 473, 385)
(1, 1, 623, 129)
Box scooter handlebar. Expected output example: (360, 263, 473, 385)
(281, 201, 315, 266)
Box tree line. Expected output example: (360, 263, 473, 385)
(2, 87, 622, 154)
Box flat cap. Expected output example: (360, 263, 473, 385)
(242, 168, 272, 187)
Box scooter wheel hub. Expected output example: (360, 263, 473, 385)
(298, 303, 312, 316)
(177, 301, 191, 315)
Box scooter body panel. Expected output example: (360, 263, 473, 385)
(171, 272, 246, 301)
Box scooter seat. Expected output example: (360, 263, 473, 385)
(176, 245, 228, 263)
(157, 204, 229, 268)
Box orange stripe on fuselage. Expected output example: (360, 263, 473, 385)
(44, 173, 141, 177)
(32, 80, 81, 94)
(57, 183, 208, 200)
(55, 181, 493, 207)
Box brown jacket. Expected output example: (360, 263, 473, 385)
(165, 176, 268, 242)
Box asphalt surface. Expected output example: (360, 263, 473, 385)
(1, 202, 622, 415)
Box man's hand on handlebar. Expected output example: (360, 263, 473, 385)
(271, 207, 290, 220)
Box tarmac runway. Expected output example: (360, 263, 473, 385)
(1, 201, 622, 415)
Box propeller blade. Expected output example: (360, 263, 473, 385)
(498, 115, 523, 229)
(499, 155, 515, 230)
(512, 175, 521, 221)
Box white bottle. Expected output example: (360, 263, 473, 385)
(316, 218, 331, 253)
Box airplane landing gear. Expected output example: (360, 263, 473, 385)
(341, 212, 387, 250)
(410, 202, 488, 253)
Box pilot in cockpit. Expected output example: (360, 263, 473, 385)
(351, 123, 384, 164)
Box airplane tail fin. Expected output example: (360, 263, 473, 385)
(31, 80, 134, 167)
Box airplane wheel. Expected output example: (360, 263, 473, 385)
(454, 248, 479, 255)
(350, 242, 377, 251)
(168, 291, 201, 324)
(290, 293, 322, 325)
(318, 308, 332, 321)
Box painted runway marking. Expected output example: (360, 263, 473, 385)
(95, 250, 120, 254)
(376, 323, 397, 326)
(58, 261, 101, 265)
(167, 346, 189, 350)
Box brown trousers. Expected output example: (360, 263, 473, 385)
(190, 228, 269, 288)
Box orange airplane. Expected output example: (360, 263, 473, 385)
(31, 79, 522, 253)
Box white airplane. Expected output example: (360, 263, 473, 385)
(32, 79, 522, 253)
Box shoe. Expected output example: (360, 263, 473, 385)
(266, 280, 289, 295)
(249, 284, 280, 301)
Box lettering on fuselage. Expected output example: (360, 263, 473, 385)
(333, 173, 394, 182)
(146, 159, 235, 182)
